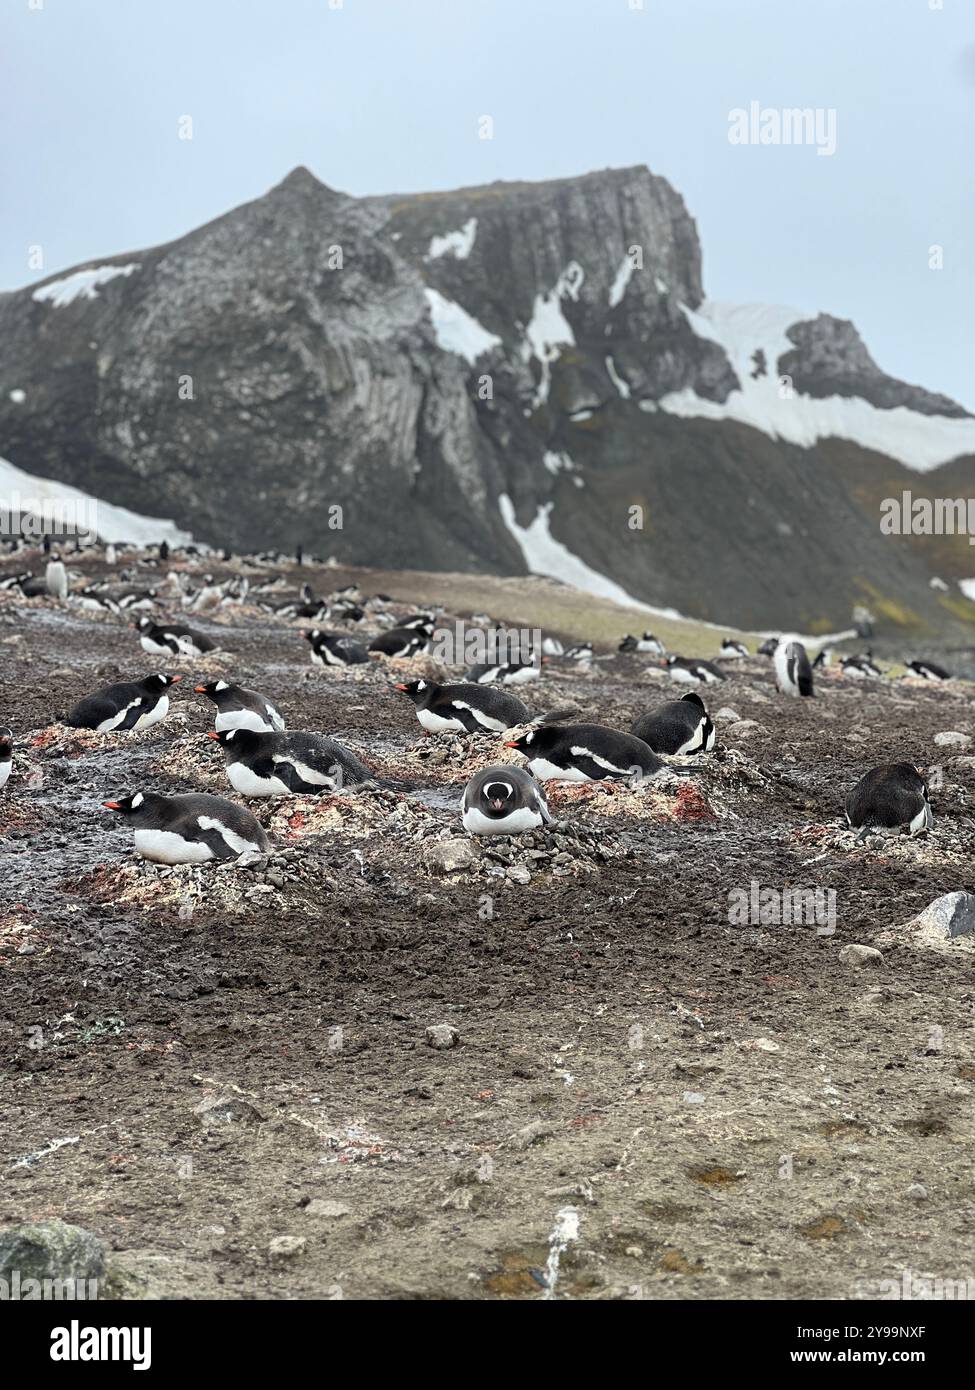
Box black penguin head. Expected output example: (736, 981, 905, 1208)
(680, 692, 706, 710)
(394, 678, 437, 704)
(619, 635, 637, 652)
(302, 629, 322, 646)
(103, 790, 156, 820)
(661, 655, 678, 668)
(194, 678, 232, 701)
(144, 673, 181, 692)
(133, 616, 154, 632)
(0, 726, 13, 760)
(504, 727, 552, 756)
(757, 637, 779, 656)
(481, 777, 517, 816)
(207, 727, 265, 755)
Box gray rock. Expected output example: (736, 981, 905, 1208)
(0, 1220, 105, 1286)
(509, 1119, 555, 1150)
(422, 839, 479, 876)
(268, 1235, 306, 1260)
(839, 944, 884, 968)
(305, 1199, 350, 1219)
(911, 891, 975, 940)
(425, 1023, 460, 1049)
(506, 864, 532, 884)
(193, 1096, 264, 1128)
(933, 731, 970, 747)
(716, 707, 741, 721)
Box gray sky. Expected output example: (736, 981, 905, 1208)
(3, 0, 973, 407)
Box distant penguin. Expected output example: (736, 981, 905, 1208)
(720, 639, 749, 659)
(210, 728, 371, 797)
(619, 633, 665, 656)
(464, 659, 540, 686)
(133, 616, 215, 657)
(661, 656, 726, 685)
(461, 765, 551, 836)
(368, 628, 430, 659)
(773, 640, 814, 697)
(304, 629, 369, 667)
(394, 678, 529, 734)
(905, 659, 951, 682)
(757, 637, 779, 657)
(562, 642, 594, 664)
(631, 692, 715, 755)
(812, 647, 832, 669)
(841, 651, 882, 679)
(104, 790, 268, 863)
(67, 674, 181, 732)
(845, 763, 932, 838)
(0, 726, 12, 791)
(505, 723, 664, 783)
(45, 556, 68, 599)
(195, 679, 286, 733)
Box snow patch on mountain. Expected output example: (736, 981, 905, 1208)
(0, 454, 191, 546)
(520, 262, 584, 407)
(423, 287, 500, 365)
(609, 256, 636, 308)
(32, 263, 140, 309)
(425, 217, 477, 261)
(499, 493, 672, 612)
(657, 301, 975, 471)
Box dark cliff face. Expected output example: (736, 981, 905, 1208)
(1, 163, 972, 633)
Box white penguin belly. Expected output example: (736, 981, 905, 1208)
(216, 708, 274, 733)
(227, 761, 291, 798)
(133, 695, 169, 730)
(0, 759, 11, 791)
(133, 829, 215, 864)
(528, 755, 589, 783)
(418, 707, 465, 733)
(463, 804, 543, 836)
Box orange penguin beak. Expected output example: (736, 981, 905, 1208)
(102, 800, 122, 810)
(503, 740, 519, 749)
(194, 685, 207, 693)
(394, 683, 408, 692)
(170, 675, 183, 683)
(207, 731, 221, 741)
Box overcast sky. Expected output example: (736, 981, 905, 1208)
(3, 0, 972, 407)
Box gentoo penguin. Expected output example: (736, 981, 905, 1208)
(562, 641, 594, 664)
(619, 633, 665, 656)
(304, 629, 369, 667)
(104, 790, 269, 864)
(905, 659, 951, 682)
(505, 723, 664, 783)
(660, 655, 726, 685)
(720, 639, 749, 659)
(542, 637, 565, 657)
(116, 587, 158, 611)
(461, 765, 551, 836)
(45, 555, 68, 599)
(757, 636, 779, 657)
(631, 692, 715, 755)
(464, 659, 540, 686)
(394, 679, 530, 734)
(812, 647, 832, 669)
(773, 640, 814, 697)
(397, 613, 436, 631)
(133, 616, 216, 658)
(67, 674, 182, 732)
(0, 726, 12, 791)
(210, 728, 372, 797)
(195, 680, 286, 733)
(840, 651, 882, 679)
(368, 628, 430, 659)
(845, 763, 932, 838)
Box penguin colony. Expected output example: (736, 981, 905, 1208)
(0, 542, 955, 860)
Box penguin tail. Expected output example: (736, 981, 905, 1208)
(533, 705, 581, 726)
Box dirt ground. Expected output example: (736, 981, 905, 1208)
(1, 552, 974, 1301)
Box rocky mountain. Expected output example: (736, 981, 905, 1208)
(2, 162, 975, 634)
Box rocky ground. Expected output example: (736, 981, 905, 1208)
(1, 551, 974, 1302)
